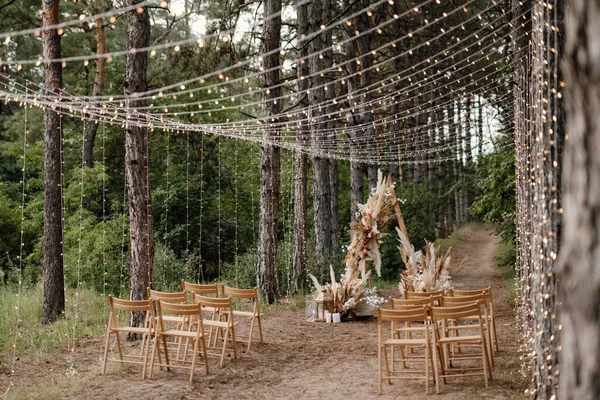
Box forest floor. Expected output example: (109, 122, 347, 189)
(2, 223, 526, 399)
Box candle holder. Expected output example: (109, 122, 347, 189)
(314, 288, 333, 322)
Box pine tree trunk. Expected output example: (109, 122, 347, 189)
(323, 0, 338, 253)
(463, 96, 472, 222)
(344, 0, 365, 222)
(291, 0, 309, 295)
(83, 7, 106, 169)
(42, 0, 65, 324)
(256, 0, 282, 303)
(477, 95, 484, 164)
(124, 0, 153, 329)
(308, 0, 332, 264)
(558, 1, 599, 398)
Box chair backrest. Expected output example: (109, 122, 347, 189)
(109, 295, 153, 313)
(377, 306, 429, 325)
(389, 296, 437, 309)
(108, 296, 154, 328)
(442, 292, 486, 307)
(404, 289, 445, 299)
(221, 285, 259, 300)
(182, 280, 220, 297)
(430, 301, 484, 322)
(156, 299, 202, 318)
(450, 287, 493, 302)
(147, 288, 188, 304)
(193, 293, 233, 312)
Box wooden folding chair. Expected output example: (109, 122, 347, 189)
(221, 285, 264, 351)
(441, 293, 494, 368)
(430, 302, 491, 393)
(194, 294, 239, 368)
(388, 296, 439, 365)
(146, 288, 188, 354)
(149, 300, 210, 383)
(449, 287, 498, 352)
(377, 306, 437, 395)
(102, 296, 156, 379)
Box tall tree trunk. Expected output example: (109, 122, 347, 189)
(42, 0, 65, 324)
(83, 5, 106, 169)
(124, 0, 153, 329)
(463, 96, 472, 222)
(308, 0, 332, 264)
(344, 0, 364, 222)
(291, 0, 309, 295)
(558, 0, 600, 398)
(477, 95, 484, 164)
(323, 0, 338, 253)
(256, 0, 281, 303)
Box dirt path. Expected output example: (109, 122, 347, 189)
(3, 224, 525, 399)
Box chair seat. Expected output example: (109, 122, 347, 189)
(111, 326, 153, 334)
(203, 319, 238, 329)
(161, 328, 205, 339)
(438, 335, 482, 344)
(231, 310, 255, 317)
(385, 338, 428, 346)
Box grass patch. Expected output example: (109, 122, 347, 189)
(0, 283, 108, 366)
(435, 222, 480, 254)
(496, 240, 517, 307)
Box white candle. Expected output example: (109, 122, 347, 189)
(325, 311, 332, 323)
(332, 313, 341, 323)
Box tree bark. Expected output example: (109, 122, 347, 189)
(558, 0, 599, 398)
(308, 0, 332, 264)
(256, 0, 282, 303)
(124, 0, 153, 329)
(83, 5, 106, 169)
(344, 0, 364, 223)
(291, 0, 309, 295)
(42, 0, 65, 324)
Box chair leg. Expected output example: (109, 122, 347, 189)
(382, 345, 392, 385)
(148, 333, 159, 379)
(247, 316, 255, 352)
(256, 314, 264, 344)
(230, 321, 238, 359)
(189, 337, 200, 383)
(201, 334, 210, 375)
(102, 327, 112, 374)
(378, 344, 383, 395)
(425, 343, 430, 395)
(432, 341, 441, 394)
(114, 331, 124, 361)
(492, 315, 499, 352)
(219, 326, 230, 368)
(481, 340, 490, 388)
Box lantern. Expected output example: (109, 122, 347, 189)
(315, 288, 334, 321)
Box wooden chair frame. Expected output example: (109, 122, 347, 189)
(221, 285, 264, 351)
(102, 296, 157, 379)
(377, 306, 437, 395)
(194, 294, 239, 368)
(441, 293, 494, 368)
(449, 287, 498, 352)
(182, 280, 220, 315)
(149, 300, 210, 383)
(430, 302, 491, 394)
(146, 288, 189, 356)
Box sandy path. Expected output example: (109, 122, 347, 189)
(3, 224, 525, 399)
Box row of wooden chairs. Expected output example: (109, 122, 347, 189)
(378, 287, 497, 394)
(101, 282, 264, 383)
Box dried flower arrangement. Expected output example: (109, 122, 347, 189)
(397, 227, 467, 296)
(308, 171, 401, 319)
(309, 265, 386, 319)
(343, 171, 398, 282)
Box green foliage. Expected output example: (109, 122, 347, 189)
(470, 136, 516, 250)
(0, 283, 107, 366)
